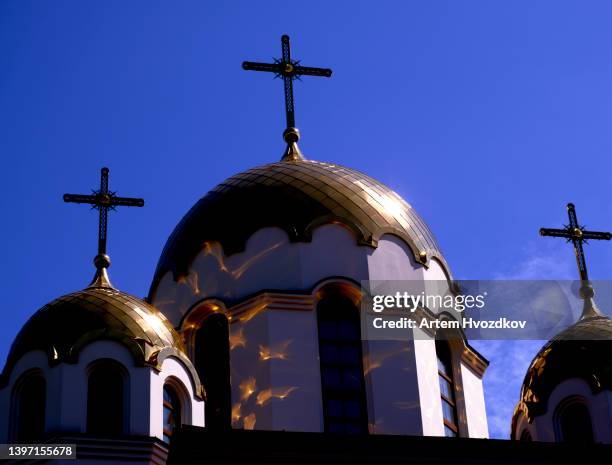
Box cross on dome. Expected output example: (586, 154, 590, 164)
(540, 202, 611, 319)
(63, 167, 144, 286)
(242, 35, 332, 161)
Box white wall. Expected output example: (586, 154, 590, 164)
(149, 356, 205, 440)
(461, 363, 489, 438)
(153, 225, 371, 327)
(527, 378, 612, 443)
(0, 351, 51, 442)
(414, 336, 445, 436)
(0, 340, 203, 444)
(151, 225, 490, 438)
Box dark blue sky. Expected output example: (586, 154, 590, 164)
(2, 1, 611, 438)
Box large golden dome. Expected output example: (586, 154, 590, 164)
(151, 154, 448, 289)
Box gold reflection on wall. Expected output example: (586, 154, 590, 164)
(238, 302, 267, 323)
(243, 413, 256, 430)
(230, 242, 283, 279)
(202, 242, 229, 273)
(368, 420, 384, 434)
(393, 400, 419, 411)
(231, 402, 242, 424)
(154, 298, 176, 308)
(255, 386, 298, 406)
(177, 271, 201, 295)
(258, 339, 293, 361)
(363, 346, 410, 375)
(201, 240, 283, 280)
(230, 327, 247, 350)
(239, 377, 257, 401)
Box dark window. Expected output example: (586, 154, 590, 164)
(163, 385, 182, 443)
(12, 373, 46, 441)
(317, 294, 368, 434)
(436, 340, 458, 437)
(87, 360, 127, 436)
(557, 400, 594, 444)
(195, 313, 231, 430)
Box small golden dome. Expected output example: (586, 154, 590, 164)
(513, 315, 612, 426)
(1, 284, 187, 384)
(151, 158, 448, 288)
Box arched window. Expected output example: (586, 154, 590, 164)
(163, 384, 182, 443)
(436, 340, 459, 437)
(87, 360, 128, 436)
(194, 313, 231, 430)
(520, 429, 532, 441)
(12, 372, 46, 441)
(555, 398, 594, 443)
(317, 293, 368, 434)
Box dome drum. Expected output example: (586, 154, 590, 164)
(151, 159, 449, 293)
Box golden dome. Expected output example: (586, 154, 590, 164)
(1, 279, 188, 385)
(151, 156, 448, 288)
(512, 315, 612, 427)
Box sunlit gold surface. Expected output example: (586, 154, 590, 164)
(231, 403, 242, 424)
(513, 315, 612, 428)
(243, 413, 256, 430)
(229, 327, 247, 350)
(255, 386, 298, 406)
(239, 377, 257, 401)
(2, 285, 185, 379)
(151, 159, 447, 291)
(363, 346, 410, 376)
(258, 339, 292, 361)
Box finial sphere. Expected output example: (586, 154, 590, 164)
(94, 253, 111, 270)
(283, 127, 301, 144)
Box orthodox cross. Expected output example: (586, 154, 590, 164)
(540, 203, 611, 283)
(64, 167, 144, 259)
(242, 35, 332, 130)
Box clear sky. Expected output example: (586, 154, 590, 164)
(2, 1, 612, 439)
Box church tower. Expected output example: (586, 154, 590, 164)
(512, 203, 612, 443)
(148, 35, 489, 438)
(0, 36, 491, 465)
(0, 168, 204, 463)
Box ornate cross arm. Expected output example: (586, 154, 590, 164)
(63, 193, 98, 204)
(111, 196, 145, 208)
(242, 35, 332, 133)
(582, 231, 612, 240)
(241, 62, 332, 77)
(540, 228, 572, 238)
(293, 65, 332, 77)
(540, 202, 611, 319)
(242, 62, 282, 73)
(63, 167, 144, 272)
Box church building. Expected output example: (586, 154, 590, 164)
(1, 36, 611, 465)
